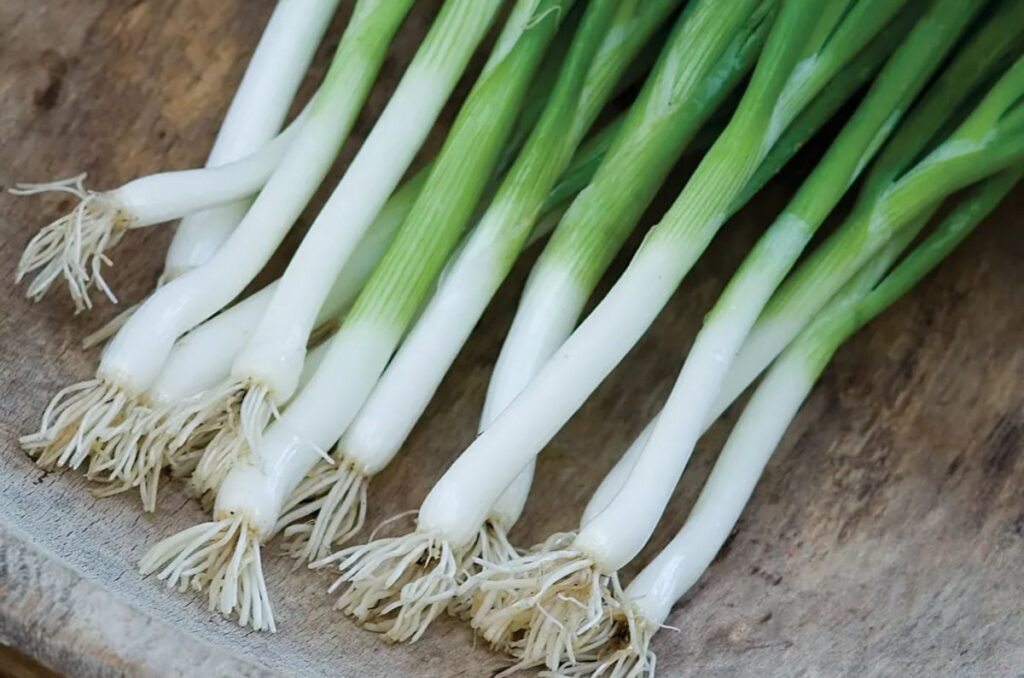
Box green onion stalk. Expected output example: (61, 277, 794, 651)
(390, 0, 914, 671)
(276, 0, 684, 575)
(84, 169, 427, 511)
(136, 0, 577, 636)
(572, 166, 1021, 677)
(590, 0, 1024, 528)
(325, 0, 779, 663)
(265, 0, 677, 643)
(714, 33, 1024, 420)
(13, 0, 343, 310)
(21, 0, 416, 496)
(549, 0, 983, 630)
(475, 0, 914, 505)
(181, 0, 511, 501)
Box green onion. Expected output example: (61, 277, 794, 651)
(481, 0, 775, 432)
(18, 0, 1018, 665)
(564, 0, 982, 625)
(716, 47, 1024, 421)
(138, 0, 576, 634)
(20, 0, 414, 486)
(588, 0, 1024, 574)
(279, 0, 681, 570)
(13, 0, 342, 310)
(369, 1, 914, 671)
(86, 169, 428, 511)
(188, 0, 506, 493)
(584, 166, 1022, 677)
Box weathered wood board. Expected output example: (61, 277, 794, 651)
(1, 2, 1022, 677)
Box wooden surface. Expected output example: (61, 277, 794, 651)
(1, 643, 61, 678)
(1, 2, 1022, 677)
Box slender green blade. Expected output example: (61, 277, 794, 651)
(800, 167, 1020, 375)
(309, 0, 417, 120)
(706, 0, 982, 325)
(541, 0, 773, 288)
(470, 0, 627, 273)
(499, 0, 681, 177)
(348, 0, 575, 328)
(541, 115, 626, 214)
(860, 168, 1021, 326)
(759, 55, 1024, 351)
(859, 0, 1024, 202)
(735, 2, 921, 205)
(767, 0, 912, 135)
(649, 0, 826, 252)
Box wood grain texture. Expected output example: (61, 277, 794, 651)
(0, 2, 1022, 677)
(0, 643, 61, 678)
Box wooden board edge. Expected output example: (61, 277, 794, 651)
(0, 520, 277, 678)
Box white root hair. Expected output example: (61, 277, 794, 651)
(166, 443, 206, 480)
(84, 394, 209, 512)
(184, 381, 282, 499)
(79, 379, 242, 507)
(12, 173, 128, 311)
(20, 379, 132, 472)
(276, 454, 366, 563)
(314, 517, 460, 643)
(541, 607, 657, 678)
(466, 532, 626, 672)
(470, 520, 521, 567)
(180, 381, 248, 498)
(139, 515, 275, 632)
(164, 379, 245, 454)
(450, 520, 521, 621)
(188, 426, 248, 500)
(87, 402, 166, 511)
(141, 409, 208, 481)
(238, 383, 278, 459)
(88, 388, 222, 510)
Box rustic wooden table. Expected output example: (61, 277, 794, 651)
(1, 2, 1022, 677)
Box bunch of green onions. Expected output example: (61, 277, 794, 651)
(12, 0, 1020, 674)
